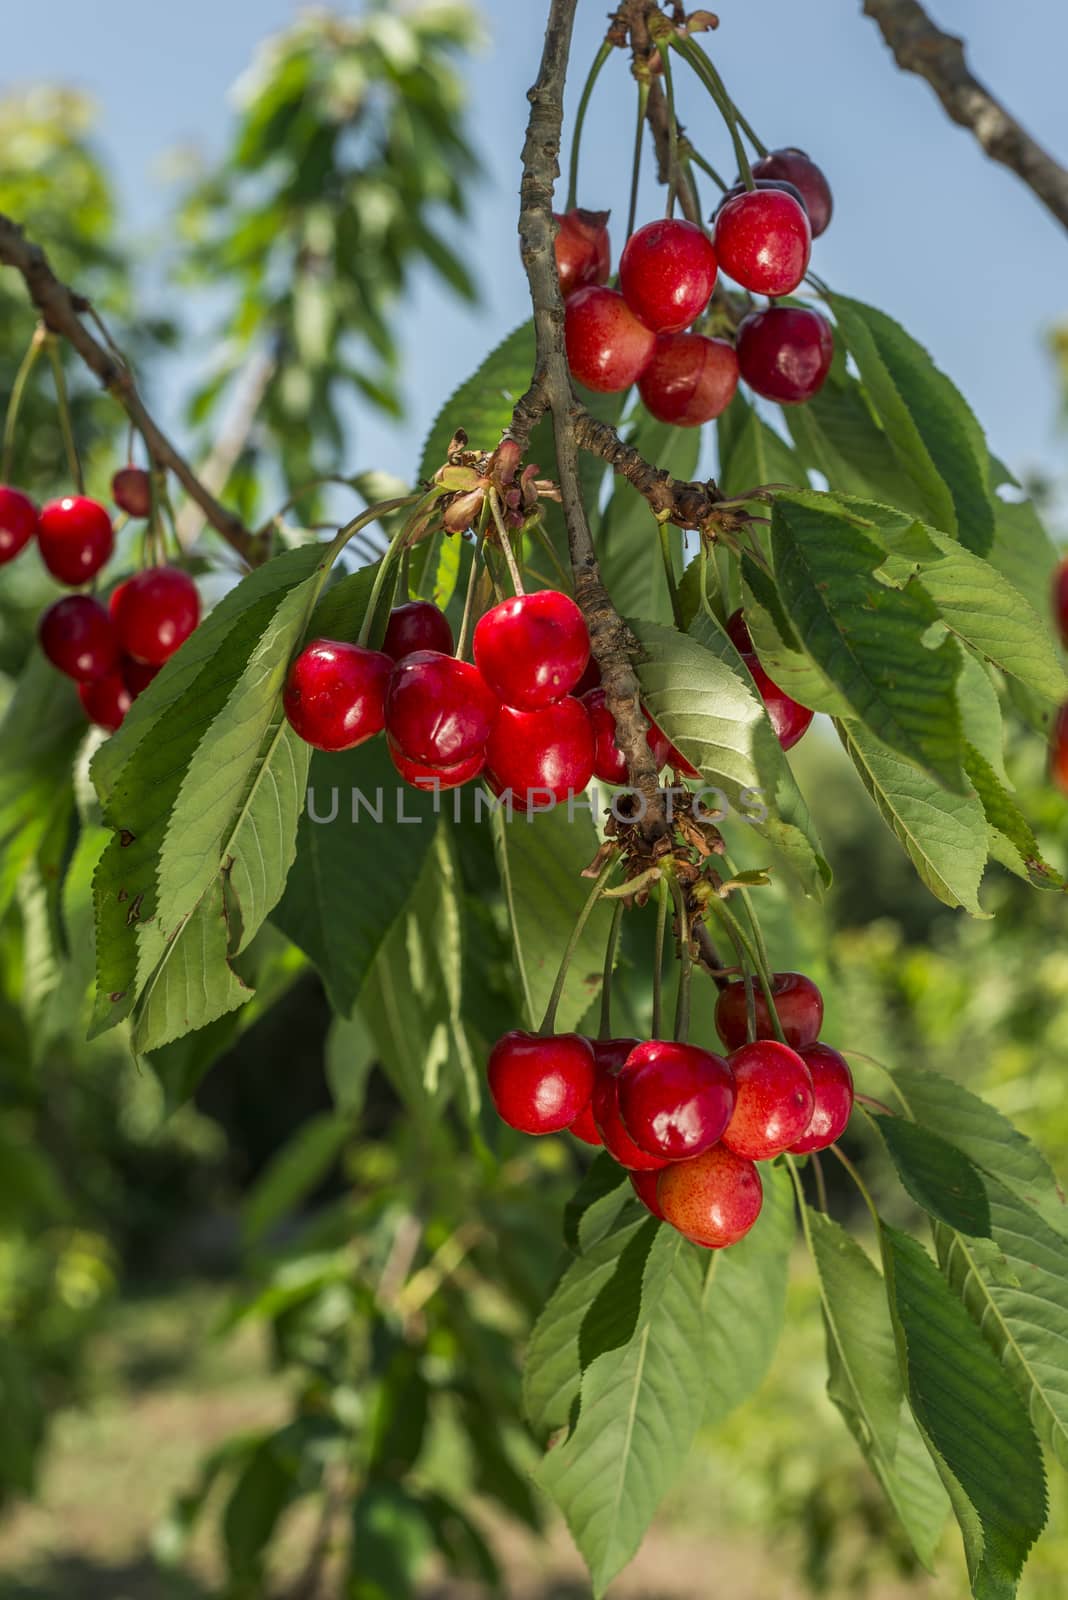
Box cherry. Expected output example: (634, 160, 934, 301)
(569, 1097, 602, 1147)
(386, 734, 484, 792)
(37, 495, 114, 586)
(565, 286, 656, 392)
(638, 333, 739, 427)
(121, 656, 161, 697)
(485, 697, 594, 807)
(657, 1145, 763, 1249)
(0, 486, 38, 563)
(725, 610, 753, 653)
(715, 971, 824, 1052)
(619, 218, 718, 334)
(590, 1038, 667, 1171)
(284, 639, 392, 752)
(629, 1168, 665, 1220)
(386, 649, 497, 767)
(382, 600, 454, 662)
(39, 595, 119, 682)
(659, 728, 700, 780)
(1052, 704, 1068, 795)
(473, 590, 589, 711)
(110, 566, 200, 665)
(721, 1040, 815, 1160)
(79, 673, 132, 733)
(111, 467, 152, 518)
(726, 610, 813, 749)
(618, 1040, 736, 1162)
(1052, 558, 1068, 650)
(554, 207, 611, 298)
(582, 687, 670, 784)
(487, 1030, 596, 1135)
(790, 1043, 855, 1153)
(713, 188, 811, 296)
(752, 148, 833, 238)
(737, 306, 834, 405)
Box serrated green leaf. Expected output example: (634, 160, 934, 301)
(876, 1116, 991, 1235)
(784, 368, 930, 515)
(957, 653, 1010, 789)
(563, 1152, 629, 1254)
(418, 321, 534, 479)
(987, 460, 1061, 626)
(740, 553, 851, 716)
(0, 656, 83, 918)
(599, 413, 700, 624)
(964, 744, 1065, 891)
(716, 389, 802, 498)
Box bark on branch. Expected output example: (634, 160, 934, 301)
(863, 0, 1068, 233)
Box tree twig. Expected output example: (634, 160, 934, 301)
(863, 0, 1068, 233)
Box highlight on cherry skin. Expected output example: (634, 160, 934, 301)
(751, 146, 834, 237)
(384, 649, 498, 767)
(0, 485, 39, 563)
(736, 306, 834, 406)
(637, 332, 739, 427)
(790, 1043, 856, 1153)
(381, 599, 454, 662)
(37, 494, 114, 586)
(564, 285, 657, 393)
(39, 595, 119, 683)
(485, 696, 595, 808)
(589, 1039, 670, 1172)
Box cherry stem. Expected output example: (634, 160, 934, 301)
(566, 38, 612, 212)
(1, 325, 45, 482)
(529, 516, 572, 589)
(627, 79, 650, 241)
(657, 45, 681, 219)
(657, 518, 684, 629)
(673, 37, 754, 191)
(840, 1050, 911, 1116)
(688, 147, 729, 194)
(810, 1151, 829, 1214)
(45, 336, 83, 493)
(353, 493, 434, 650)
(651, 872, 671, 1039)
(669, 877, 692, 1043)
(719, 847, 786, 1045)
(829, 1142, 881, 1230)
(538, 850, 621, 1036)
(856, 1092, 896, 1118)
(454, 534, 483, 662)
(488, 489, 526, 597)
(598, 900, 624, 1040)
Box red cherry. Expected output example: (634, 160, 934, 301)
(655, 723, 700, 780)
(385, 650, 497, 766)
(0, 486, 38, 563)
(386, 734, 484, 792)
(737, 306, 834, 405)
(721, 1040, 815, 1160)
(487, 1030, 596, 1135)
(78, 672, 132, 733)
(619, 219, 718, 334)
(747, 654, 814, 749)
(1053, 558, 1068, 650)
(569, 1097, 602, 1147)
(629, 1168, 665, 1220)
(485, 697, 594, 808)
(1052, 704, 1068, 794)
(713, 189, 811, 296)
(752, 148, 833, 238)
(790, 1043, 855, 1153)
(110, 566, 200, 665)
(638, 334, 739, 427)
(716, 176, 808, 217)
(590, 1038, 667, 1171)
(582, 687, 669, 784)
(382, 600, 454, 662)
(37, 496, 114, 586)
(715, 971, 824, 1052)
(618, 1040, 736, 1162)
(554, 207, 611, 298)
(564, 286, 656, 393)
(111, 467, 152, 518)
(121, 656, 160, 697)
(657, 1145, 763, 1249)
(473, 590, 589, 711)
(39, 595, 119, 682)
(284, 639, 392, 752)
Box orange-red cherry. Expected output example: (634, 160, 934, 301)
(658, 1145, 763, 1249)
(564, 286, 656, 392)
(638, 333, 739, 426)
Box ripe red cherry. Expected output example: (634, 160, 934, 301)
(721, 1040, 815, 1161)
(737, 306, 834, 405)
(37, 496, 114, 586)
(657, 726, 700, 780)
(382, 600, 454, 662)
(569, 1096, 602, 1146)
(619, 218, 718, 334)
(386, 734, 484, 792)
(629, 1168, 665, 1220)
(713, 188, 811, 296)
(284, 639, 392, 752)
(473, 590, 589, 711)
(638, 333, 739, 426)
(39, 595, 118, 682)
(79, 673, 132, 733)
(658, 1145, 763, 1249)
(590, 1038, 666, 1171)
(0, 486, 38, 563)
(487, 1030, 596, 1135)
(618, 1040, 736, 1162)
(111, 467, 152, 518)
(554, 207, 611, 298)
(386, 650, 498, 765)
(748, 655, 813, 749)
(582, 687, 670, 784)
(715, 971, 824, 1052)
(1052, 705, 1068, 794)
(752, 148, 833, 237)
(485, 697, 594, 807)
(565, 286, 656, 392)
(110, 566, 200, 665)
(121, 656, 160, 697)
(1053, 559, 1068, 650)
(790, 1043, 855, 1153)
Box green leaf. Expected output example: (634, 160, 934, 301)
(986, 460, 1061, 626)
(599, 412, 700, 624)
(418, 320, 534, 479)
(578, 1215, 659, 1371)
(876, 1116, 992, 1235)
(242, 1111, 352, 1246)
(964, 744, 1066, 891)
(772, 493, 965, 790)
(716, 389, 802, 498)
(741, 553, 849, 716)
(563, 1152, 629, 1254)
(829, 295, 993, 554)
(0, 656, 83, 918)
(633, 617, 830, 897)
(835, 719, 987, 914)
(222, 1436, 296, 1584)
(325, 1011, 377, 1114)
(784, 368, 930, 516)
(957, 652, 1010, 789)
(881, 1225, 1047, 1600)
(804, 1207, 948, 1567)
(349, 1481, 433, 1600)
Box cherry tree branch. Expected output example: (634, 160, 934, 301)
(863, 0, 1068, 233)
(0, 211, 266, 564)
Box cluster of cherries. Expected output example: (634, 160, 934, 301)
(488, 969, 853, 1249)
(558, 147, 834, 422)
(1051, 557, 1068, 793)
(0, 471, 200, 733)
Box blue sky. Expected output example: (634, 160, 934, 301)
(2, 0, 1066, 500)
